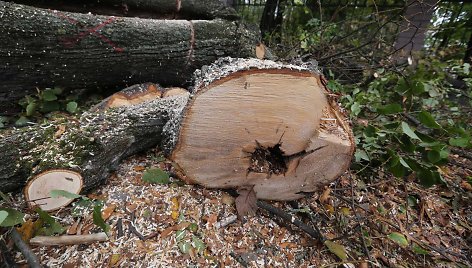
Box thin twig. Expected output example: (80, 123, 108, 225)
(257, 200, 324, 242)
(10, 228, 41, 268)
(349, 175, 372, 261)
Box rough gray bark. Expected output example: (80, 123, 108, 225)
(0, 1, 259, 114)
(7, 0, 239, 20)
(0, 92, 190, 193)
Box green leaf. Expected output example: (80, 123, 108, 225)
(52, 87, 63, 95)
(0, 208, 25, 227)
(417, 169, 441, 187)
(35, 207, 65, 235)
(411, 81, 425, 95)
(26, 102, 37, 117)
(188, 223, 198, 233)
(175, 229, 186, 241)
(15, 116, 30, 127)
(350, 102, 361, 116)
(388, 232, 408, 247)
(0, 211, 7, 226)
(178, 242, 191, 254)
(377, 103, 402, 115)
(40, 101, 60, 113)
(50, 189, 82, 199)
(412, 243, 429, 255)
(324, 240, 348, 261)
(142, 168, 170, 184)
(449, 137, 470, 148)
(41, 89, 58, 101)
(417, 111, 441, 129)
(93, 204, 110, 233)
(354, 150, 370, 162)
(66, 101, 78, 113)
(192, 236, 205, 253)
(401, 122, 420, 140)
(426, 150, 441, 163)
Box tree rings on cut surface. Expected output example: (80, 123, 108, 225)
(24, 170, 83, 211)
(171, 58, 354, 200)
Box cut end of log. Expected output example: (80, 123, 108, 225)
(172, 59, 354, 200)
(24, 169, 83, 211)
(92, 83, 164, 112)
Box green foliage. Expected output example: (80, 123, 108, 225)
(93, 204, 110, 233)
(142, 168, 170, 184)
(388, 232, 409, 247)
(16, 87, 79, 125)
(0, 208, 25, 227)
(328, 59, 472, 186)
(35, 207, 66, 235)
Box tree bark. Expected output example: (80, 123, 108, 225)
(0, 1, 260, 114)
(6, 0, 239, 20)
(0, 58, 354, 201)
(0, 89, 190, 193)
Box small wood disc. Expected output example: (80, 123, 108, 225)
(24, 169, 83, 211)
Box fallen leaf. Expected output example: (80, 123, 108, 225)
(235, 185, 257, 219)
(102, 204, 116, 221)
(207, 214, 218, 227)
(133, 165, 145, 172)
(16, 219, 36, 241)
(54, 125, 66, 139)
(221, 193, 235, 206)
(388, 232, 408, 247)
(324, 240, 348, 261)
(109, 253, 122, 266)
(460, 181, 472, 191)
(160, 222, 190, 239)
(67, 219, 80, 235)
(280, 242, 297, 249)
(319, 187, 331, 203)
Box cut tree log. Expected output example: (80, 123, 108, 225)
(0, 58, 354, 201)
(8, 0, 239, 20)
(0, 1, 260, 114)
(172, 58, 354, 200)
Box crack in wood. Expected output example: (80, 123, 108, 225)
(186, 21, 195, 66)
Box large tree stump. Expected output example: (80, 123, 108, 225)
(0, 1, 260, 114)
(0, 58, 354, 201)
(172, 58, 354, 200)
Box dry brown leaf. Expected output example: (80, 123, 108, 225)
(235, 185, 257, 219)
(319, 187, 331, 203)
(460, 181, 472, 191)
(102, 204, 117, 221)
(160, 222, 191, 239)
(67, 219, 80, 235)
(54, 125, 66, 139)
(280, 242, 297, 249)
(109, 254, 122, 267)
(16, 219, 36, 241)
(133, 165, 145, 172)
(207, 214, 218, 227)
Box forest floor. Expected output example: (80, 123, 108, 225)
(4, 146, 472, 267)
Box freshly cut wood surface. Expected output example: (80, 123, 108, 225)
(172, 59, 354, 200)
(24, 169, 83, 211)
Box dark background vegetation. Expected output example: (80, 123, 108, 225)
(225, 0, 472, 188)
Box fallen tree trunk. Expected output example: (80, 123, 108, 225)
(7, 0, 239, 19)
(0, 1, 259, 114)
(0, 58, 354, 201)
